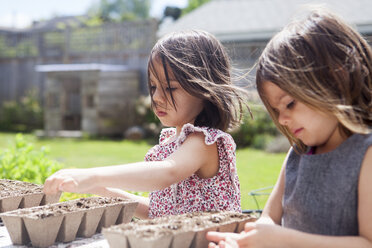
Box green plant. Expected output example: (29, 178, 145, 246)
(0, 134, 62, 184)
(265, 135, 291, 153)
(252, 134, 274, 150)
(59, 192, 93, 202)
(230, 104, 279, 148)
(0, 89, 43, 132)
(134, 95, 162, 140)
(182, 0, 211, 15)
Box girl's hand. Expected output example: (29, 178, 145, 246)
(208, 237, 240, 248)
(43, 168, 97, 195)
(207, 222, 285, 248)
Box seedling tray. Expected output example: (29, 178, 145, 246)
(0, 197, 138, 247)
(103, 211, 256, 248)
(0, 179, 61, 213)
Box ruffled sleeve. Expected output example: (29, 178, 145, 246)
(174, 123, 240, 197)
(175, 123, 237, 175)
(158, 127, 176, 145)
(176, 123, 235, 148)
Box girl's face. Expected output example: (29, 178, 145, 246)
(262, 81, 345, 154)
(149, 60, 204, 135)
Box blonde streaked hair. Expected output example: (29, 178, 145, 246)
(256, 8, 372, 152)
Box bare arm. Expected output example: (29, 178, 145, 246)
(273, 146, 372, 248)
(256, 149, 289, 225)
(44, 132, 218, 194)
(97, 187, 150, 219)
(208, 147, 372, 248)
(207, 149, 289, 244)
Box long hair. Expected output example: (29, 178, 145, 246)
(256, 8, 372, 152)
(148, 30, 249, 131)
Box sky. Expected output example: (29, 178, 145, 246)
(0, 0, 188, 29)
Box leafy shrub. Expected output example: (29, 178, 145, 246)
(0, 134, 62, 184)
(134, 96, 162, 141)
(60, 192, 93, 202)
(230, 104, 279, 148)
(265, 135, 291, 153)
(252, 134, 274, 150)
(60, 188, 148, 202)
(0, 90, 43, 132)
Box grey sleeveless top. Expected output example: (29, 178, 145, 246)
(282, 133, 372, 235)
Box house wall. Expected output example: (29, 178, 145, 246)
(96, 70, 140, 136)
(44, 69, 140, 136)
(81, 72, 99, 135)
(44, 74, 63, 132)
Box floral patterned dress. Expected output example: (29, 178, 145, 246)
(145, 123, 241, 218)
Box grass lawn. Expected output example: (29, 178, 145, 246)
(0, 132, 285, 210)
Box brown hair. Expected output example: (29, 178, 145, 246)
(256, 8, 372, 152)
(148, 30, 248, 131)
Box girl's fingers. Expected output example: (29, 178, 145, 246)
(219, 240, 228, 248)
(244, 222, 257, 232)
(59, 178, 78, 192)
(225, 237, 239, 248)
(206, 231, 227, 242)
(44, 170, 76, 195)
(206, 231, 241, 242)
(209, 242, 217, 248)
(43, 176, 62, 195)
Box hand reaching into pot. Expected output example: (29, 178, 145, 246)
(207, 222, 286, 248)
(43, 168, 100, 195)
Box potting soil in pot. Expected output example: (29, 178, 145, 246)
(0, 196, 138, 247)
(0, 179, 61, 213)
(103, 211, 256, 248)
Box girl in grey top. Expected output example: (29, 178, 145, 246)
(207, 7, 372, 248)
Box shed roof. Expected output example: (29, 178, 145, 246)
(35, 63, 129, 72)
(158, 0, 372, 42)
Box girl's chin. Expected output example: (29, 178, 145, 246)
(159, 122, 175, 128)
(302, 140, 316, 148)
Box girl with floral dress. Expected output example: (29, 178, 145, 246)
(43, 30, 249, 219)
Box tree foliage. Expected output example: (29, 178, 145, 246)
(0, 90, 43, 132)
(86, 0, 150, 25)
(182, 0, 211, 15)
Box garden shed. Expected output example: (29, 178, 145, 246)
(36, 64, 140, 137)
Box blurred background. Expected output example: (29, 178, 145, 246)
(0, 0, 371, 210)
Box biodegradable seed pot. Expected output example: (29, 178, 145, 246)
(103, 211, 256, 248)
(0, 179, 61, 213)
(0, 196, 138, 247)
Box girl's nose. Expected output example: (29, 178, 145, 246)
(152, 88, 165, 105)
(278, 112, 290, 126)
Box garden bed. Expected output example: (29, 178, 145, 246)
(0, 197, 138, 247)
(0, 179, 61, 213)
(103, 211, 256, 248)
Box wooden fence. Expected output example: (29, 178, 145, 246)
(0, 19, 158, 105)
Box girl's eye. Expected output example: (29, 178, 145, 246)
(166, 87, 176, 92)
(150, 85, 156, 93)
(286, 100, 295, 109)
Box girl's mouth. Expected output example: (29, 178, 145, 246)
(293, 128, 303, 137)
(156, 111, 167, 117)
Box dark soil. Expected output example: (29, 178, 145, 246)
(109, 211, 252, 238)
(12, 197, 129, 219)
(0, 179, 43, 197)
(1, 196, 138, 247)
